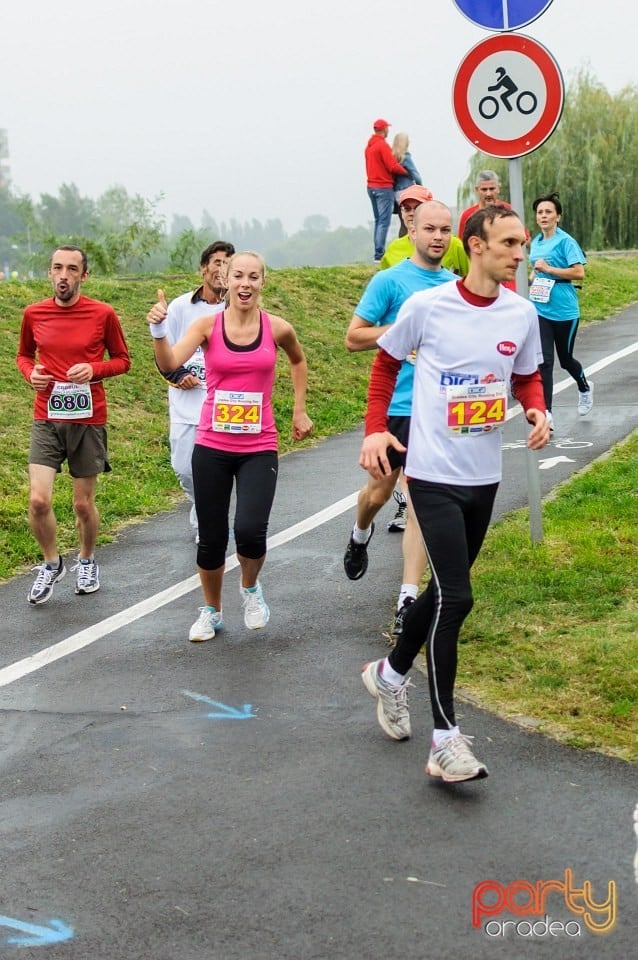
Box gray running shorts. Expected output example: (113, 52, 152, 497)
(29, 420, 112, 477)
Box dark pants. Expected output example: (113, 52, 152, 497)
(389, 479, 498, 730)
(538, 315, 589, 412)
(192, 445, 278, 570)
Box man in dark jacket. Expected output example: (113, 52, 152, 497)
(364, 119, 408, 262)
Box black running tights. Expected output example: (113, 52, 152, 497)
(192, 445, 278, 570)
(538, 315, 589, 412)
(388, 479, 498, 730)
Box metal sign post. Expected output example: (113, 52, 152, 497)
(510, 154, 543, 542)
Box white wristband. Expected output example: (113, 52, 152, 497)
(149, 321, 167, 339)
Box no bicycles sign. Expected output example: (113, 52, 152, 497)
(453, 33, 564, 158)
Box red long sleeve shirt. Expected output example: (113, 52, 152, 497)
(16, 295, 131, 424)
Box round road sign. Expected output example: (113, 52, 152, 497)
(453, 33, 564, 158)
(452, 0, 555, 32)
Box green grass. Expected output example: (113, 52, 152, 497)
(579, 255, 638, 321)
(1, 266, 376, 580)
(2, 260, 636, 759)
(457, 431, 638, 761)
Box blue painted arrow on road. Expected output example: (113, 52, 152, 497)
(182, 690, 256, 719)
(0, 915, 74, 947)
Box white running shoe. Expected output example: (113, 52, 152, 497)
(27, 558, 66, 605)
(426, 732, 489, 783)
(387, 490, 407, 532)
(72, 558, 100, 595)
(361, 659, 412, 740)
(578, 383, 594, 416)
(545, 410, 554, 432)
(189, 606, 223, 642)
(240, 581, 270, 630)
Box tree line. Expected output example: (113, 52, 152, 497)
(1, 70, 634, 277)
(458, 71, 638, 249)
(0, 185, 373, 277)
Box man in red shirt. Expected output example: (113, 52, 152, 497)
(365, 118, 408, 262)
(457, 170, 527, 291)
(16, 246, 131, 604)
(456, 169, 510, 240)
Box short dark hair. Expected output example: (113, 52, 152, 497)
(532, 192, 562, 216)
(52, 245, 88, 273)
(462, 205, 521, 255)
(200, 240, 235, 267)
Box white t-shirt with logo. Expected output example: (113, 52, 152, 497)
(165, 291, 225, 425)
(377, 282, 542, 486)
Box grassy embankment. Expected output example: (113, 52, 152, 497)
(1, 257, 636, 759)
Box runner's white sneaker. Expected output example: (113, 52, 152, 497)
(27, 558, 66, 605)
(426, 732, 489, 783)
(72, 558, 100, 595)
(361, 659, 411, 740)
(240, 581, 270, 630)
(387, 490, 407, 532)
(578, 383, 594, 416)
(545, 410, 554, 432)
(189, 606, 223, 642)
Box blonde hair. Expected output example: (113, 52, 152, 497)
(227, 250, 267, 281)
(392, 132, 409, 163)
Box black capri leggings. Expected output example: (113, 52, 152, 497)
(192, 445, 278, 570)
(538, 315, 589, 411)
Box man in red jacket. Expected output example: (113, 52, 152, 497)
(364, 118, 408, 262)
(16, 245, 131, 604)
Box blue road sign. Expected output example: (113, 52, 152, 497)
(453, 0, 554, 31)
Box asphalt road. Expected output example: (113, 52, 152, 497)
(0, 305, 636, 959)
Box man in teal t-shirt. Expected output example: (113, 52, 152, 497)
(343, 199, 457, 633)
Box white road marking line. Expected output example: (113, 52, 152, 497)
(3, 340, 636, 689)
(506, 341, 638, 420)
(0, 493, 358, 689)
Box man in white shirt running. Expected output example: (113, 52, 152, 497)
(148, 241, 235, 540)
(359, 206, 550, 783)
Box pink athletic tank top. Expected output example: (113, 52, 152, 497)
(196, 310, 278, 453)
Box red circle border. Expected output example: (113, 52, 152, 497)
(453, 33, 564, 158)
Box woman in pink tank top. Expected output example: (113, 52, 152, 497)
(149, 251, 313, 641)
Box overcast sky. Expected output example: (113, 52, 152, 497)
(1, 0, 633, 234)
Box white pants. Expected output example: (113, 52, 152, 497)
(169, 421, 198, 530)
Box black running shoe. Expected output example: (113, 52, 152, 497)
(343, 524, 375, 580)
(392, 596, 415, 638)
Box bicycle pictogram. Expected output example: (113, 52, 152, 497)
(501, 437, 593, 451)
(478, 67, 538, 120)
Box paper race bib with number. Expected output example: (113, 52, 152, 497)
(529, 276, 555, 304)
(213, 390, 263, 434)
(47, 381, 93, 420)
(445, 381, 507, 435)
(185, 361, 206, 384)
